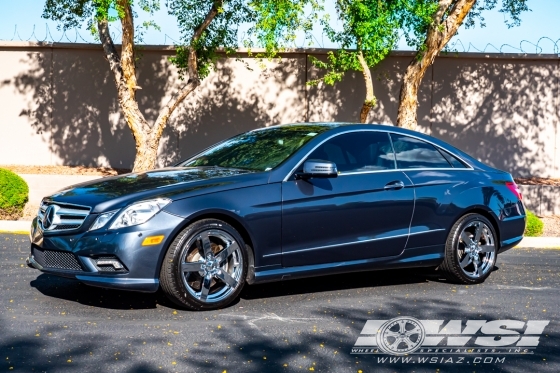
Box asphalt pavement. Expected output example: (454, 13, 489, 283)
(1, 233, 559, 373)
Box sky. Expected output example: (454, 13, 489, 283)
(1, 0, 559, 54)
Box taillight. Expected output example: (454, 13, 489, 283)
(506, 181, 522, 200)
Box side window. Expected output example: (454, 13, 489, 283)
(307, 132, 396, 173)
(390, 134, 451, 169)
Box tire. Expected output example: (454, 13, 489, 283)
(160, 219, 248, 310)
(439, 213, 498, 284)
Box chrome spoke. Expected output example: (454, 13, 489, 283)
(473, 223, 482, 244)
(181, 261, 203, 273)
(398, 320, 406, 334)
(199, 275, 211, 301)
(216, 242, 239, 265)
(385, 331, 401, 338)
(405, 327, 421, 337)
(200, 232, 213, 258)
(461, 231, 473, 245)
(472, 261, 480, 277)
(215, 270, 238, 288)
(401, 338, 413, 348)
(459, 255, 472, 269)
(479, 244, 495, 253)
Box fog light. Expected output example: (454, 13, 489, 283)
(96, 259, 124, 270)
(142, 235, 165, 246)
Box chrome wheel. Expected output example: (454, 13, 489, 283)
(179, 229, 243, 304)
(456, 220, 496, 279)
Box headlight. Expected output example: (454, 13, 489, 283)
(89, 210, 118, 231)
(109, 198, 171, 229)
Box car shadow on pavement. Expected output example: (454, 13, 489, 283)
(240, 267, 447, 300)
(29, 268, 447, 310)
(29, 274, 176, 310)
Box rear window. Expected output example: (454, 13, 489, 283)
(439, 149, 469, 168)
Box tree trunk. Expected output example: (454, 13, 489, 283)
(97, 0, 220, 172)
(357, 51, 376, 123)
(396, 0, 476, 130)
(133, 138, 160, 172)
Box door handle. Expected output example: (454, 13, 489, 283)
(384, 180, 405, 190)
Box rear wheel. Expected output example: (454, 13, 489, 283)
(439, 213, 497, 284)
(160, 219, 248, 310)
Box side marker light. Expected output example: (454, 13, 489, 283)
(142, 235, 165, 246)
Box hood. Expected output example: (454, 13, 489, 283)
(46, 167, 268, 213)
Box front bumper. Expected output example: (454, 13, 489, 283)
(27, 211, 186, 293)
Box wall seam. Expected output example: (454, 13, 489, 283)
(49, 44, 54, 166)
(429, 62, 435, 136)
(556, 56, 560, 178)
(305, 52, 310, 122)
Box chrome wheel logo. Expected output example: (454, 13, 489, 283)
(376, 317, 425, 355)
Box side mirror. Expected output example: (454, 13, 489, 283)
(295, 159, 338, 180)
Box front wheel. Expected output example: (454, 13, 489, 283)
(439, 213, 498, 284)
(160, 219, 248, 310)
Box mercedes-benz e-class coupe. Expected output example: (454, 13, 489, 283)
(27, 123, 526, 310)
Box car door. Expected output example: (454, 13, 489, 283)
(281, 131, 415, 268)
(388, 133, 470, 249)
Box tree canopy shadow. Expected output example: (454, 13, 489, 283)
(3, 46, 308, 170)
(306, 52, 558, 178)
(429, 56, 557, 178)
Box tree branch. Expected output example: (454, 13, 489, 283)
(98, 18, 124, 87)
(118, 0, 139, 97)
(442, 0, 476, 46)
(98, 18, 147, 140)
(153, 81, 199, 142)
(187, 0, 223, 80)
(357, 51, 375, 123)
(151, 0, 223, 141)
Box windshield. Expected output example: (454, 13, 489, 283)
(179, 125, 332, 172)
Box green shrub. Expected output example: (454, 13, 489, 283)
(524, 210, 544, 237)
(0, 169, 29, 220)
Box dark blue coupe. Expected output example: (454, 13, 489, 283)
(27, 123, 526, 310)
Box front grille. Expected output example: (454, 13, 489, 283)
(33, 247, 83, 271)
(38, 201, 91, 232)
(53, 224, 81, 230)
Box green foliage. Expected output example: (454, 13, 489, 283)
(308, 0, 404, 87)
(43, 0, 161, 42)
(245, 0, 323, 56)
(168, 0, 253, 79)
(524, 210, 544, 237)
(398, 0, 530, 52)
(0, 169, 29, 220)
(43, 0, 316, 81)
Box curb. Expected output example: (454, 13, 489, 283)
(0, 222, 559, 249)
(514, 236, 560, 249)
(0, 220, 31, 235)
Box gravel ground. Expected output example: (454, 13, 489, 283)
(541, 215, 560, 237)
(0, 164, 130, 176)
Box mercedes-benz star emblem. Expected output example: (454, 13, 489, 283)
(42, 205, 57, 230)
(376, 316, 426, 355)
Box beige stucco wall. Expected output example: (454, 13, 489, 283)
(0, 42, 558, 177)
